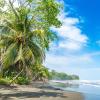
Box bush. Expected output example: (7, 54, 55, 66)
(16, 77, 30, 85)
(0, 78, 10, 85)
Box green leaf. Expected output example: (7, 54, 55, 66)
(2, 43, 17, 69)
(14, 44, 23, 63)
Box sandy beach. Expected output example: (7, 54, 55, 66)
(0, 82, 84, 100)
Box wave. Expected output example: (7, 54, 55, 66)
(50, 80, 100, 88)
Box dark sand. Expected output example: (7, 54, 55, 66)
(0, 82, 84, 100)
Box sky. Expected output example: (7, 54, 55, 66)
(44, 0, 100, 80)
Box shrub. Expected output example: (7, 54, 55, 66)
(16, 77, 30, 85)
(0, 78, 10, 85)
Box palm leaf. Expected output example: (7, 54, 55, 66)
(2, 43, 17, 69)
(28, 41, 45, 63)
(23, 46, 35, 64)
(14, 44, 23, 63)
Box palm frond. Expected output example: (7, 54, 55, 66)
(14, 44, 23, 63)
(23, 46, 35, 64)
(2, 43, 17, 69)
(28, 40, 45, 63)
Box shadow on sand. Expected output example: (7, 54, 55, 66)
(0, 86, 67, 100)
(0, 90, 67, 100)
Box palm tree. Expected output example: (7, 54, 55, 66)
(0, 0, 61, 81)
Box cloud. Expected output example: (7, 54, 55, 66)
(51, 9, 88, 51)
(45, 51, 100, 72)
(45, 53, 92, 68)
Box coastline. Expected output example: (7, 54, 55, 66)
(0, 82, 84, 100)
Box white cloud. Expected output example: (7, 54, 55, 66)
(52, 10, 88, 51)
(45, 53, 92, 68)
(59, 40, 82, 50)
(45, 51, 100, 72)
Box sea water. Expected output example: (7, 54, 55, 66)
(49, 80, 100, 100)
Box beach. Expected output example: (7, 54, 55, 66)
(0, 82, 84, 100)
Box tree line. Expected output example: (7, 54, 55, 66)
(49, 70, 79, 80)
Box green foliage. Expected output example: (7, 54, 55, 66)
(0, 0, 62, 83)
(16, 77, 30, 85)
(32, 63, 50, 81)
(0, 78, 10, 85)
(49, 70, 79, 80)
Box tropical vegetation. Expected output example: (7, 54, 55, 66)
(0, 0, 62, 85)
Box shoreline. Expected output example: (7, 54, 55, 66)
(0, 82, 84, 100)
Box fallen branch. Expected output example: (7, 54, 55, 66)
(10, 69, 23, 85)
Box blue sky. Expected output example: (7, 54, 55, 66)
(45, 0, 100, 80)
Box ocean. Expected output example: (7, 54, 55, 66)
(49, 80, 100, 100)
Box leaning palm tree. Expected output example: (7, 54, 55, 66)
(0, 0, 61, 81)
